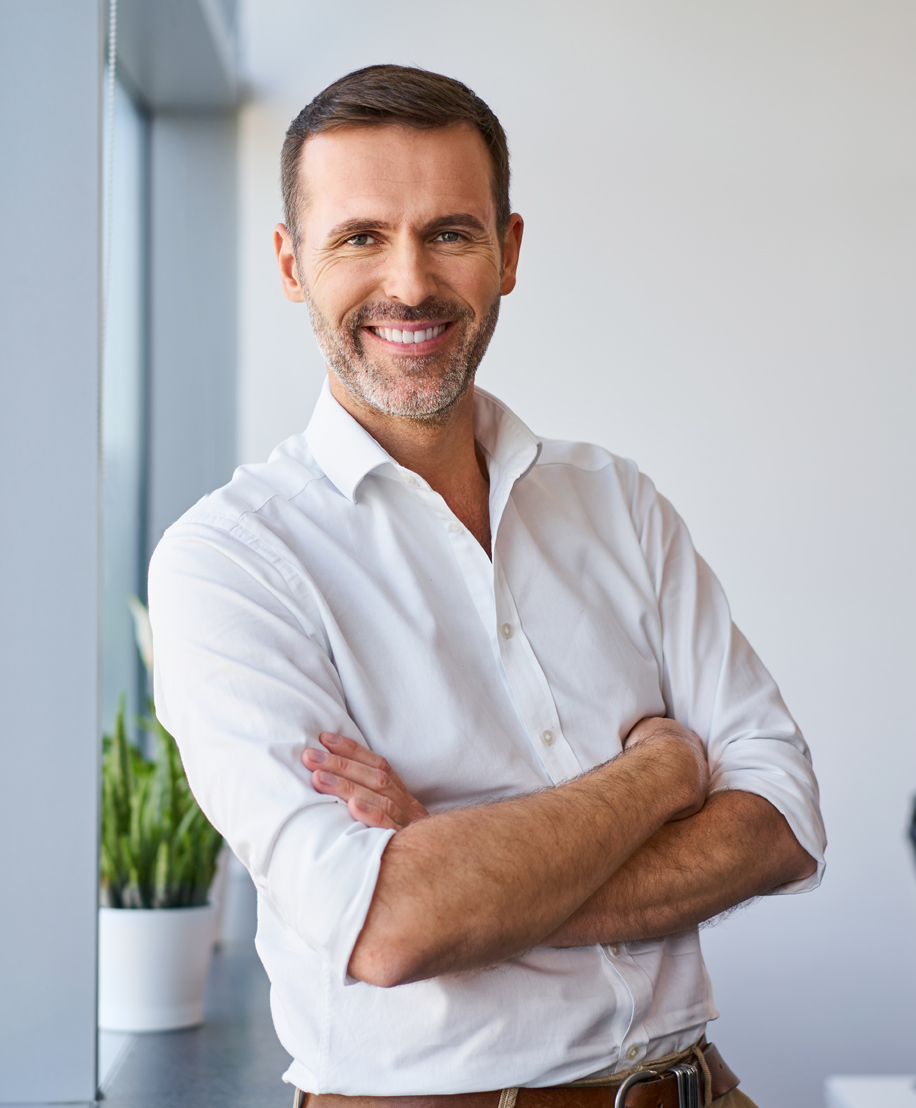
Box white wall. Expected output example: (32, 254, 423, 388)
(237, 3, 916, 1105)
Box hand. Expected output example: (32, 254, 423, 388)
(302, 732, 429, 831)
(623, 716, 709, 820)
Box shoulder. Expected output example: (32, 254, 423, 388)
(149, 430, 341, 597)
(156, 421, 359, 556)
(522, 436, 685, 563)
(174, 432, 327, 535)
(532, 437, 660, 511)
(535, 437, 634, 478)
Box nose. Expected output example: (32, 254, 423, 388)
(380, 236, 438, 306)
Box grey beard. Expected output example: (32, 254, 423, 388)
(303, 289, 501, 423)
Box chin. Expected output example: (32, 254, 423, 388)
(337, 363, 474, 421)
(367, 383, 469, 421)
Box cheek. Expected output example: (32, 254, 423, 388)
(308, 260, 379, 323)
(444, 253, 503, 300)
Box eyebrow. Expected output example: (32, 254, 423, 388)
(326, 212, 489, 240)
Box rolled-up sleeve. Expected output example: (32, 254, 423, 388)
(148, 517, 394, 982)
(632, 470, 827, 893)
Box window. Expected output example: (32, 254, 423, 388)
(102, 75, 149, 740)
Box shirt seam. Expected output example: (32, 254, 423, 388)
(532, 455, 622, 475)
(225, 517, 331, 642)
(187, 469, 331, 533)
(172, 512, 332, 651)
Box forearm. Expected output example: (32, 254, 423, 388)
(348, 742, 700, 987)
(545, 790, 817, 947)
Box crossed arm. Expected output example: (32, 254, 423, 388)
(301, 718, 816, 987)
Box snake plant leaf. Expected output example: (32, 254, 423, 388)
(153, 839, 171, 908)
(100, 693, 223, 910)
(108, 695, 132, 837)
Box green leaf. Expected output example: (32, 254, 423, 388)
(101, 691, 223, 909)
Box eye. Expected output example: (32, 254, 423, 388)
(344, 233, 377, 247)
(434, 231, 462, 244)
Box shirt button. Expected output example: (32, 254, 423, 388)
(627, 1046, 639, 1061)
(500, 623, 513, 639)
(448, 521, 463, 534)
(399, 473, 415, 485)
(540, 729, 555, 746)
(609, 944, 619, 956)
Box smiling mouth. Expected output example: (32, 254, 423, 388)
(367, 323, 449, 345)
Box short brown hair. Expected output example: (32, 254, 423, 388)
(281, 65, 511, 253)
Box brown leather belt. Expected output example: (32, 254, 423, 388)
(295, 1041, 740, 1108)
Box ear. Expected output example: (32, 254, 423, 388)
(274, 223, 306, 303)
(500, 213, 524, 296)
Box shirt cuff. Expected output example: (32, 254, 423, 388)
(710, 747, 826, 895)
(266, 801, 396, 985)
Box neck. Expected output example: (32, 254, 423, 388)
(328, 372, 491, 553)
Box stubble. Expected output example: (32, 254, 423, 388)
(303, 289, 501, 424)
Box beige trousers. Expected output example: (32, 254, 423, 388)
(713, 1090, 759, 1107)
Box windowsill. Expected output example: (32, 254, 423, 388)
(100, 944, 291, 1107)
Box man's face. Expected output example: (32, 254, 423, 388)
(276, 124, 522, 421)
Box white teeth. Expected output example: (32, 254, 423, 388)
(371, 323, 447, 344)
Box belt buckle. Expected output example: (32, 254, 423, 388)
(613, 1069, 658, 1108)
(669, 1062, 701, 1108)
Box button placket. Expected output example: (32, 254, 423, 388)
(423, 487, 501, 668)
(604, 943, 656, 1073)
(423, 461, 579, 784)
(493, 557, 582, 784)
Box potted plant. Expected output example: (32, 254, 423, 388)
(98, 685, 223, 1032)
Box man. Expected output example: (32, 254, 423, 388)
(149, 65, 825, 1108)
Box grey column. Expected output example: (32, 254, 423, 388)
(0, 1, 102, 1102)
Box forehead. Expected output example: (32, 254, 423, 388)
(298, 123, 495, 231)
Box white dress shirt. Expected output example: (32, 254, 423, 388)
(149, 381, 825, 1096)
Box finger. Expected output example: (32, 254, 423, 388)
(309, 769, 408, 829)
(319, 732, 390, 771)
(318, 733, 418, 792)
(316, 733, 426, 802)
(305, 738, 430, 823)
(348, 795, 399, 832)
(303, 746, 404, 799)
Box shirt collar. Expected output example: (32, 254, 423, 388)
(472, 386, 542, 483)
(304, 380, 392, 502)
(304, 377, 542, 503)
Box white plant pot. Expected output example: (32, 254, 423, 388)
(99, 904, 217, 1032)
